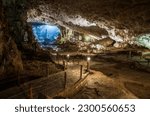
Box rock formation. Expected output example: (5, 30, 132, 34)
(1, 0, 150, 78)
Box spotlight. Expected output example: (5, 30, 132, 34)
(67, 54, 70, 64)
(67, 54, 70, 58)
(87, 57, 91, 72)
(87, 57, 91, 62)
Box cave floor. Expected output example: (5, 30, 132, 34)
(0, 53, 150, 99)
(71, 60, 150, 99)
(52, 53, 150, 99)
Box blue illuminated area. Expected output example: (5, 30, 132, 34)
(32, 22, 61, 47)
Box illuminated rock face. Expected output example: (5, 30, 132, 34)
(27, 0, 150, 48)
(136, 34, 150, 49)
(1, 0, 150, 54)
(32, 23, 61, 45)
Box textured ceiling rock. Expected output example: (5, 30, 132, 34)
(95, 38, 115, 47)
(27, 0, 150, 44)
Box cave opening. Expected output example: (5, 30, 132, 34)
(31, 22, 61, 49)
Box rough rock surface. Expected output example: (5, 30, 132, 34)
(1, 0, 34, 78)
(27, 0, 150, 43)
(1, 0, 150, 78)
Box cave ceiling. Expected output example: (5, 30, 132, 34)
(27, 0, 150, 43)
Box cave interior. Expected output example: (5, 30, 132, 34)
(0, 0, 150, 99)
